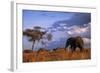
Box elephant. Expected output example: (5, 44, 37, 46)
(65, 36, 84, 52)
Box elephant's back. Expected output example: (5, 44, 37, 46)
(67, 37, 76, 44)
(75, 36, 84, 45)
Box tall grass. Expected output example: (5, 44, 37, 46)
(23, 48, 91, 62)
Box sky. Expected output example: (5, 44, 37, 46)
(23, 10, 91, 51)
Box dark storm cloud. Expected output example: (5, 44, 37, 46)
(52, 13, 91, 27)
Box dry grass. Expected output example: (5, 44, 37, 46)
(23, 48, 91, 62)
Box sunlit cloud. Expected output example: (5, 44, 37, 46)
(59, 23, 67, 26)
(67, 31, 74, 35)
(67, 23, 90, 35)
(83, 38, 91, 44)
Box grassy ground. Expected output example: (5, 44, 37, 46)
(23, 48, 91, 62)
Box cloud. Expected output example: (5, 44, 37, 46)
(47, 25, 67, 32)
(67, 23, 90, 36)
(83, 37, 91, 48)
(83, 38, 91, 44)
(59, 23, 68, 26)
(67, 31, 74, 35)
(52, 13, 91, 28)
(67, 26, 87, 34)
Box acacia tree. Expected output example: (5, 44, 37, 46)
(23, 26, 52, 50)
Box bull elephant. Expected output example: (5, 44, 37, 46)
(65, 36, 84, 52)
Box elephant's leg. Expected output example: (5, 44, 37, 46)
(71, 46, 76, 52)
(65, 42, 69, 51)
(78, 45, 83, 52)
(65, 42, 69, 48)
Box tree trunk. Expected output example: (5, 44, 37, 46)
(32, 40, 35, 50)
